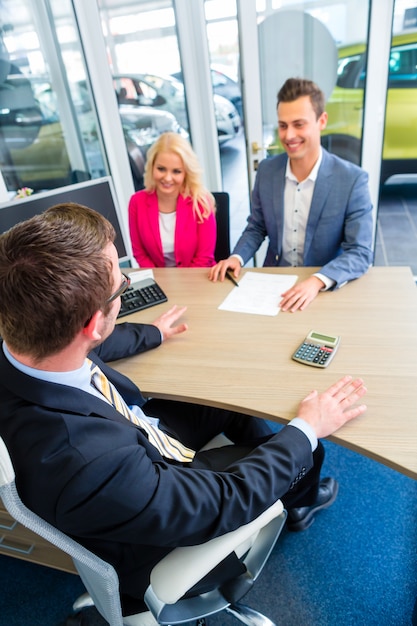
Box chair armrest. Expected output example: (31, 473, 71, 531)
(149, 499, 284, 604)
(0, 438, 15, 486)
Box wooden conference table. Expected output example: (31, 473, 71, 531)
(112, 266, 417, 480)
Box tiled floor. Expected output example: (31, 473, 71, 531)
(375, 184, 417, 278)
(221, 133, 417, 278)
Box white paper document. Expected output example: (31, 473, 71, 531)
(218, 272, 298, 316)
(129, 269, 155, 282)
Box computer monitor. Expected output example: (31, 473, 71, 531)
(0, 177, 131, 263)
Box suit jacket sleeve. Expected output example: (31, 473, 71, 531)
(52, 420, 312, 549)
(94, 322, 162, 362)
(0, 348, 311, 596)
(308, 155, 374, 287)
(232, 155, 282, 265)
(0, 340, 312, 554)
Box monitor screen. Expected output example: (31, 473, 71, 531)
(0, 177, 130, 262)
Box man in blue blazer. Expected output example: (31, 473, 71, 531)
(0, 204, 367, 615)
(209, 78, 374, 312)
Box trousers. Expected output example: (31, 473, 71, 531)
(143, 397, 324, 509)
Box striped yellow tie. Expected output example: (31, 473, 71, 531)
(88, 360, 195, 462)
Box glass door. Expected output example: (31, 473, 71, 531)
(237, 0, 373, 264)
(239, 0, 372, 183)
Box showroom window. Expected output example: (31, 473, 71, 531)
(0, 0, 109, 196)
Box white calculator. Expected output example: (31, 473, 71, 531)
(292, 330, 340, 368)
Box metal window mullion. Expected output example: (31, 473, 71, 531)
(174, 0, 222, 191)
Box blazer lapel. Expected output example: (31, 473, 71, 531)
(272, 157, 286, 259)
(303, 150, 333, 262)
(174, 195, 192, 264)
(145, 192, 165, 266)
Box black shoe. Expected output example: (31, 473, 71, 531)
(286, 477, 339, 532)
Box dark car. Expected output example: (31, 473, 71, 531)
(114, 72, 241, 145)
(0, 72, 188, 192)
(172, 67, 243, 118)
(118, 104, 189, 189)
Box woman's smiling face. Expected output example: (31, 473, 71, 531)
(152, 151, 186, 200)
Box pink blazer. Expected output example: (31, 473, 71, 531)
(128, 190, 217, 267)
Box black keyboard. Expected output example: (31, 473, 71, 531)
(118, 278, 168, 318)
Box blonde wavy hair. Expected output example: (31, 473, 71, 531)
(144, 132, 215, 222)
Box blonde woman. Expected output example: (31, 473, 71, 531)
(128, 132, 216, 267)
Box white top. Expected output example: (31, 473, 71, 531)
(283, 149, 334, 289)
(159, 211, 177, 267)
(283, 151, 322, 266)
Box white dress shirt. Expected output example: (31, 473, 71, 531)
(283, 150, 333, 289)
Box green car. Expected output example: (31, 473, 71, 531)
(321, 30, 417, 183)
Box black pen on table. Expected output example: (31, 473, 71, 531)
(226, 270, 239, 287)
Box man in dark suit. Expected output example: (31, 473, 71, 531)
(0, 203, 367, 615)
(209, 77, 374, 312)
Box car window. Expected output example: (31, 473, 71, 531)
(388, 43, 417, 88)
(137, 80, 158, 101)
(211, 70, 227, 87)
(336, 54, 365, 89)
(33, 85, 60, 123)
(71, 82, 93, 114)
(114, 78, 140, 100)
(338, 42, 417, 91)
(168, 79, 184, 96)
(143, 74, 183, 97)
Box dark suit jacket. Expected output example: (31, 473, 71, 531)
(233, 149, 374, 288)
(0, 323, 312, 606)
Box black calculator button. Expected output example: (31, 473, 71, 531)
(292, 338, 339, 368)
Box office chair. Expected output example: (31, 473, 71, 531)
(212, 191, 231, 261)
(0, 434, 286, 626)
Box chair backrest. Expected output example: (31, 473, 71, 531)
(212, 191, 231, 261)
(0, 436, 124, 626)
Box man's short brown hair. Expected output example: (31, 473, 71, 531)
(0, 203, 116, 361)
(277, 77, 326, 119)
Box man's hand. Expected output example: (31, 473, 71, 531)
(152, 305, 188, 341)
(280, 275, 324, 312)
(208, 257, 242, 282)
(297, 375, 367, 439)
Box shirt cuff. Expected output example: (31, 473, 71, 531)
(313, 272, 335, 291)
(231, 253, 244, 266)
(287, 417, 318, 451)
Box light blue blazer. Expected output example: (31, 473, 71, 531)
(233, 149, 374, 288)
